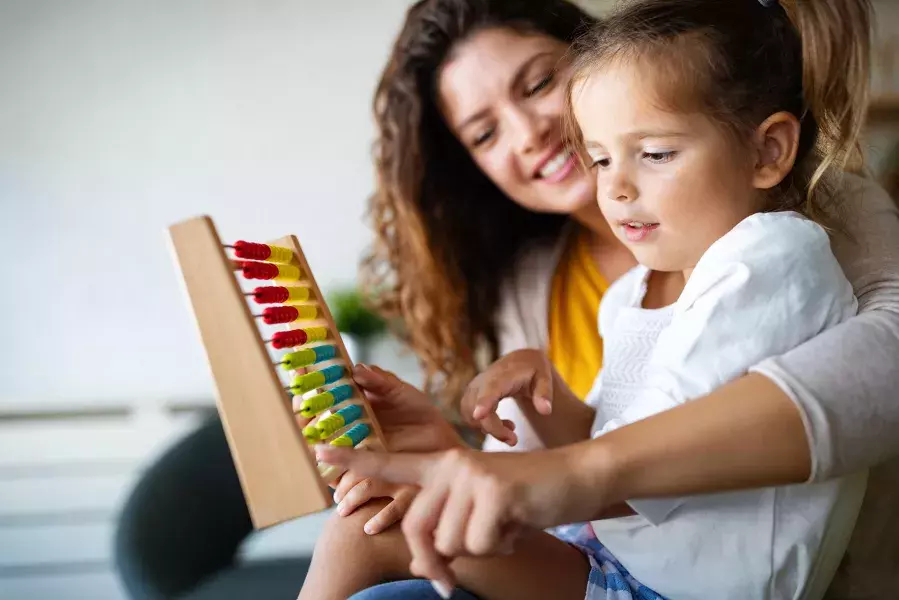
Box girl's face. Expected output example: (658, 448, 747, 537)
(437, 27, 595, 215)
(573, 63, 763, 273)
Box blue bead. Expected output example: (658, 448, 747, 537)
(329, 384, 353, 404)
(313, 345, 337, 363)
(319, 364, 344, 384)
(336, 403, 363, 425)
(345, 423, 370, 446)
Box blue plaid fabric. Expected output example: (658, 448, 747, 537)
(549, 523, 667, 600)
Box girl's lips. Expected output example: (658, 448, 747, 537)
(621, 222, 660, 242)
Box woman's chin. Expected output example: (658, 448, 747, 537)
(525, 180, 596, 215)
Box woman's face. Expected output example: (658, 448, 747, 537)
(437, 27, 595, 214)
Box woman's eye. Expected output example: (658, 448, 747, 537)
(590, 157, 610, 169)
(472, 128, 495, 147)
(526, 73, 554, 97)
(644, 150, 676, 164)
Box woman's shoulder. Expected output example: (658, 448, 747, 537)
(834, 171, 895, 212)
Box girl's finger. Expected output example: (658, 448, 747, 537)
(333, 470, 367, 503)
(530, 373, 553, 415)
(364, 488, 415, 535)
(336, 477, 379, 517)
(478, 414, 518, 446)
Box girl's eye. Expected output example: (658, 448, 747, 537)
(644, 150, 676, 164)
(590, 157, 610, 169)
(472, 128, 495, 147)
(526, 72, 554, 97)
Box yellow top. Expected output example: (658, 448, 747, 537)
(547, 229, 608, 400)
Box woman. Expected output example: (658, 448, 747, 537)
(305, 0, 899, 597)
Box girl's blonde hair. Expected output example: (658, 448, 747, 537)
(563, 0, 872, 224)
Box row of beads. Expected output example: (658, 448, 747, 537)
(229, 241, 371, 450)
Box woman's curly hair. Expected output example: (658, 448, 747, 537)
(361, 0, 595, 408)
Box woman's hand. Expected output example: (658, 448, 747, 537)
(351, 363, 463, 453)
(315, 442, 612, 591)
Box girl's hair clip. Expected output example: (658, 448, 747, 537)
(758, 0, 779, 6)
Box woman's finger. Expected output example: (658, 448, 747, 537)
(434, 484, 473, 557)
(315, 446, 435, 487)
(364, 487, 416, 535)
(465, 487, 508, 555)
(403, 479, 455, 591)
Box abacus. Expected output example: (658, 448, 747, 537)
(167, 215, 387, 529)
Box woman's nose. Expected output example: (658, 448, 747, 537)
(508, 107, 550, 155)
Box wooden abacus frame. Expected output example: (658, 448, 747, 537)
(167, 215, 387, 529)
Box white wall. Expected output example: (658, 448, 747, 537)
(2, 0, 895, 408)
(0, 0, 413, 406)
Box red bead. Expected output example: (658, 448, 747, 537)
(240, 261, 279, 280)
(262, 306, 299, 325)
(251, 286, 289, 304)
(271, 329, 307, 349)
(233, 241, 272, 261)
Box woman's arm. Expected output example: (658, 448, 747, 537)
(751, 173, 899, 481)
(582, 373, 811, 501)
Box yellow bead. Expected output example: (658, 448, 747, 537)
(267, 245, 294, 264)
(281, 349, 317, 371)
(305, 327, 327, 342)
(286, 287, 311, 302)
(274, 264, 301, 282)
(290, 371, 326, 395)
(302, 424, 320, 443)
(294, 305, 318, 320)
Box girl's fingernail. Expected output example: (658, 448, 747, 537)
(363, 521, 375, 534)
(336, 501, 346, 516)
(431, 580, 453, 599)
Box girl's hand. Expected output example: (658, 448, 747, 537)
(315, 443, 609, 591)
(332, 469, 417, 535)
(315, 363, 458, 534)
(460, 349, 555, 445)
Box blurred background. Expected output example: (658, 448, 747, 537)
(0, 0, 897, 598)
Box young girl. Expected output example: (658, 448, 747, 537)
(313, 0, 873, 598)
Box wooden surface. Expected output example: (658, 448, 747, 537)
(168, 216, 331, 529)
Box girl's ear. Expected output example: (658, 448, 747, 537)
(751, 111, 801, 190)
